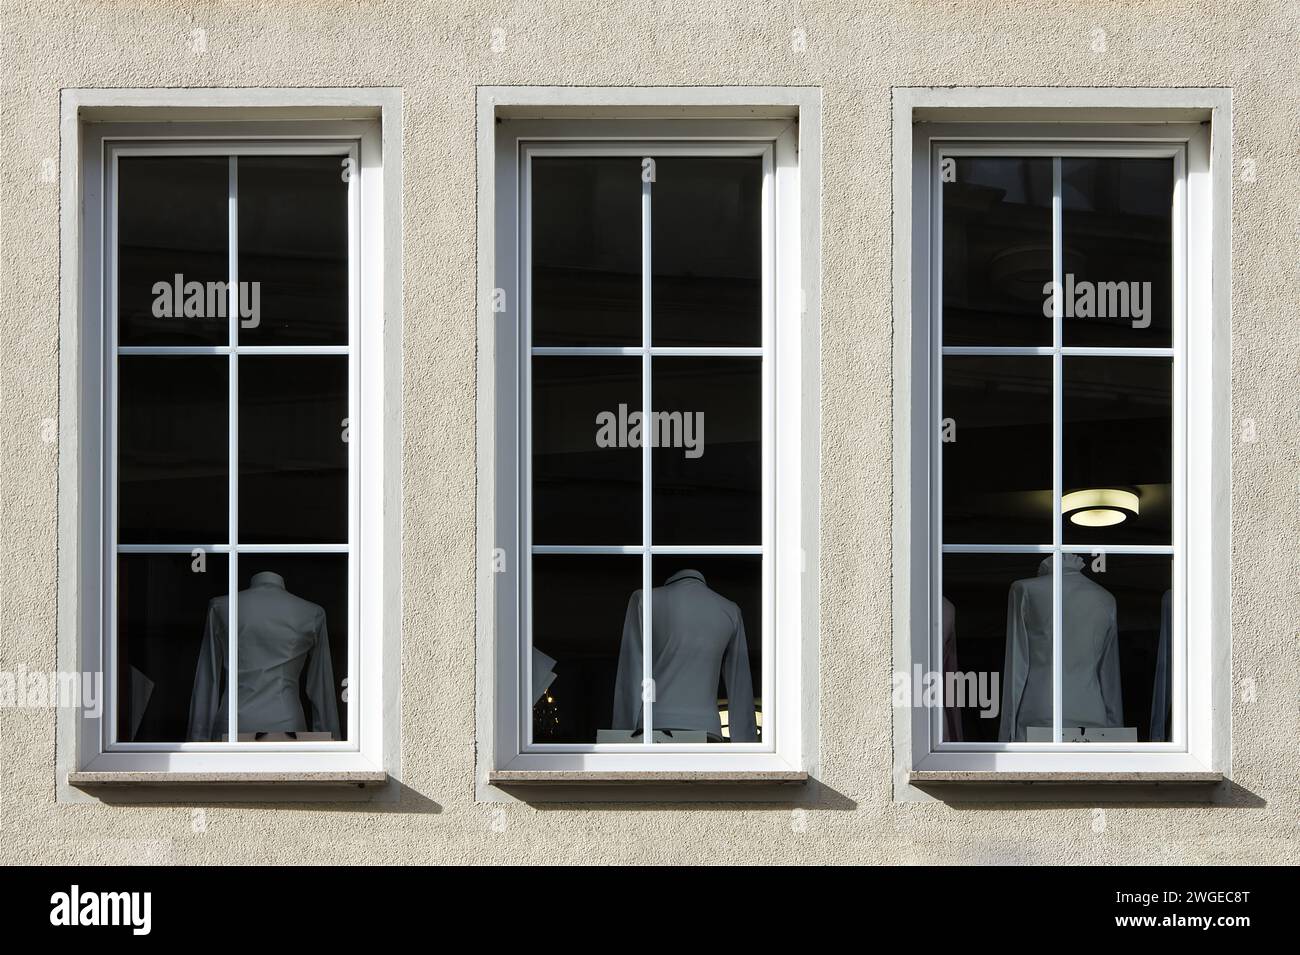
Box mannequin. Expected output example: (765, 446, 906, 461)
(612, 569, 756, 742)
(187, 571, 340, 741)
(998, 554, 1123, 741)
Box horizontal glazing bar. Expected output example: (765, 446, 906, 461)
(532, 544, 764, 555)
(119, 346, 350, 356)
(941, 543, 1174, 554)
(942, 346, 1174, 357)
(118, 543, 350, 554)
(531, 346, 763, 357)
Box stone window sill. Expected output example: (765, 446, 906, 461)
(68, 771, 388, 787)
(907, 771, 1223, 786)
(489, 770, 808, 786)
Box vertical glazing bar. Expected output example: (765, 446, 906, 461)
(1171, 147, 1187, 747)
(1051, 156, 1063, 745)
(107, 150, 121, 747)
(227, 155, 240, 746)
(522, 152, 534, 747)
(641, 164, 654, 744)
(932, 146, 945, 748)
(346, 142, 361, 745)
(935, 147, 946, 748)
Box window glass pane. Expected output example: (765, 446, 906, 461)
(118, 356, 228, 543)
(117, 156, 229, 346)
(942, 554, 1049, 743)
(651, 156, 762, 346)
(1062, 358, 1171, 546)
(646, 556, 761, 743)
(532, 555, 641, 744)
(531, 157, 641, 346)
(1061, 157, 1173, 347)
(234, 556, 347, 742)
(942, 157, 1053, 346)
(117, 553, 228, 743)
(1057, 554, 1171, 744)
(239, 356, 348, 544)
(942, 357, 1052, 544)
(532, 356, 641, 545)
(652, 357, 760, 545)
(238, 155, 349, 345)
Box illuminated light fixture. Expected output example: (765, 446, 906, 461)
(1062, 488, 1139, 527)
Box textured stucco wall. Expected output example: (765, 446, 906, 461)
(1, 0, 1297, 864)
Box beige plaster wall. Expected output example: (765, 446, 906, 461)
(1, 0, 1296, 864)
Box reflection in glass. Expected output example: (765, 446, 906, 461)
(238, 156, 348, 345)
(942, 554, 1047, 743)
(239, 357, 348, 544)
(532, 357, 641, 545)
(531, 157, 642, 346)
(942, 157, 1053, 346)
(651, 156, 762, 346)
(1063, 358, 1171, 546)
(117, 553, 228, 742)
(652, 358, 760, 545)
(642, 557, 761, 743)
(1061, 158, 1173, 347)
(532, 555, 641, 743)
(118, 356, 228, 543)
(1061, 555, 1171, 743)
(117, 156, 229, 346)
(942, 357, 1052, 543)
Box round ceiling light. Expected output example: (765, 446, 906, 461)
(1062, 488, 1139, 527)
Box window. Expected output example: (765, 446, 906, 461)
(69, 110, 392, 777)
(903, 111, 1223, 775)
(484, 98, 817, 778)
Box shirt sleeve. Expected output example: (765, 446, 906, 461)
(999, 583, 1030, 742)
(723, 607, 758, 742)
(1098, 599, 1124, 728)
(186, 600, 223, 742)
(304, 609, 341, 738)
(611, 590, 644, 731)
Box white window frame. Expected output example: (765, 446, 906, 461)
(64, 109, 393, 778)
(900, 108, 1226, 777)
(479, 91, 820, 781)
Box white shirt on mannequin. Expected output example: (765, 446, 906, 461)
(187, 571, 340, 741)
(998, 554, 1123, 742)
(613, 569, 757, 742)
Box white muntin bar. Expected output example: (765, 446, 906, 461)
(227, 155, 240, 747)
(531, 544, 763, 556)
(941, 345, 1174, 357)
(640, 166, 654, 745)
(521, 151, 535, 747)
(530, 345, 763, 357)
(1051, 155, 1063, 745)
(116, 543, 350, 554)
(118, 345, 350, 356)
(107, 150, 121, 748)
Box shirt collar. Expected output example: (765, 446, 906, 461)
(665, 569, 706, 586)
(1037, 554, 1084, 576)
